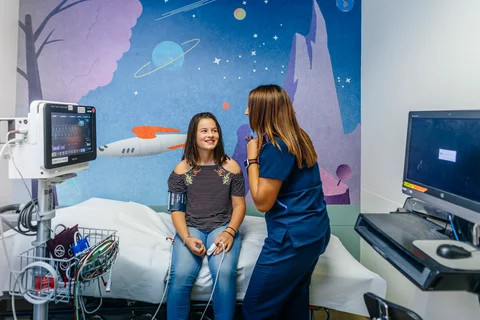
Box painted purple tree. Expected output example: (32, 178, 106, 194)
(16, 0, 142, 198)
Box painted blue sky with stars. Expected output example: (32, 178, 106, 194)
(61, 0, 360, 206)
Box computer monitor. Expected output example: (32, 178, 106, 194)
(402, 110, 480, 225)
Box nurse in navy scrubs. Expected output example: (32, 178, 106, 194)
(242, 84, 331, 320)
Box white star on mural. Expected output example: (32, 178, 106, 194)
(134, 91, 138, 95)
(273, 35, 278, 40)
(346, 78, 351, 83)
(213, 57, 221, 64)
(251, 51, 256, 56)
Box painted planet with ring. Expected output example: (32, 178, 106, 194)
(134, 38, 200, 78)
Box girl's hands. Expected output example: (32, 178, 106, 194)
(185, 237, 206, 257)
(212, 231, 234, 255)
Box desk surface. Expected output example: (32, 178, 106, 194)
(360, 239, 480, 320)
(355, 213, 480, 293)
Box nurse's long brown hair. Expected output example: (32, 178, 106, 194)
(247, 84, 317, 168)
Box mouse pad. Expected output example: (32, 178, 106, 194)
(413, 240, 480, 270)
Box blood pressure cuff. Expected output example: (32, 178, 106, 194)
(167, 192, 187, 212)
(46, 224, 78, 281)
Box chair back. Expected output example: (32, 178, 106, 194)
(363, 292, 423, 320)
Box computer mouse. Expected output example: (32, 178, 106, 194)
(436, 244, 472, 259)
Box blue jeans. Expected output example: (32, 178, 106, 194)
(167, 224, 242, 320)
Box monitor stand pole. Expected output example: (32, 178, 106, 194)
(32, 174, 75, 320)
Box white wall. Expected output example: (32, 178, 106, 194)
(0, 0, 20, 207)
(361, 0, 480, 213)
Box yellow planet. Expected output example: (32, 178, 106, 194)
(134, 38, 200, 78)
(234, 8, 246, 20)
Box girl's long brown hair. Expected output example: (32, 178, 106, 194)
(182, 112, 229, 166)
(247, 84, 317, 168)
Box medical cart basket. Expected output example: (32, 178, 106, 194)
(9, 226, 119, 304)
(6, 177, 119, 320)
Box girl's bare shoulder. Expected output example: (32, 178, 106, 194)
(173, 160, 193, 174)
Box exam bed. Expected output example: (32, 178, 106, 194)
(0, 197, 386, 317)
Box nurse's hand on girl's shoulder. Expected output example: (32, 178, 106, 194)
(247, 137, 259, 159)
(186, 237, 206, 257)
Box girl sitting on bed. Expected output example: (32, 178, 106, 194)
(166, 112, 246, 320)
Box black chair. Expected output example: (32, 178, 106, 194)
(363, 292, 423, 320)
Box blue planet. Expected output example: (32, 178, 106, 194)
(336, 0, 354, 12)
(134, 38, 200, 78)
(152, 41, 184, 70)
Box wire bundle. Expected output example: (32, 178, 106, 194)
(0, 200, 39, 237)
(17, 200, 39, 235)
(73, 238, 119, 320)
(77, 239, 118, 281)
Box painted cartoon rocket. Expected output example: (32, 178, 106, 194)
(97, 126, 186, 157)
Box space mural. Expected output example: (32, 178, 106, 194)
(14, 0, 361, 208)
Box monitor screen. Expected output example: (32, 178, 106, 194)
(403, 111, 480, 223)
(43, 103, 96, 169)
(51, 112, 93, 160)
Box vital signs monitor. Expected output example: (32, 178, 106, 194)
(1, 100, 97, 179)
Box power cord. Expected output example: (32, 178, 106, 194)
(0, 204, 20, 213)
(448, 213, 460, 241)
(12, 261, 58, 304)
(151, 238, 174, 320)
(150, 239, 227, 320)
(200, 242, 226, 320)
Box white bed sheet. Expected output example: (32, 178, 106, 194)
(0, 198, 385, 316)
